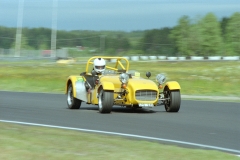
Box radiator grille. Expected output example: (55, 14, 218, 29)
(135, 90, 157, 101)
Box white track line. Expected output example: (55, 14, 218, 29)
(1, 120, 240, 155)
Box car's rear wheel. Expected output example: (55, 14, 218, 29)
(98, 89, 113, 113)
(67, 83, 81, 109)
(164, 87, 181, 112)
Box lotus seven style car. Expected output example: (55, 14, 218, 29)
(66, 56, 181, 113)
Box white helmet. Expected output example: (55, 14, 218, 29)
(93, 58, 106, 74)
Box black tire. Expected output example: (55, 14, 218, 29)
(67, 83, 81, 109)
(164, 88, 181, 112)
(98, 89, 113, 113)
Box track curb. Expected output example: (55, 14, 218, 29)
(181, 95, 240, 102)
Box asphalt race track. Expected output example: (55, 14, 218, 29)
(0, 91, 239, 154)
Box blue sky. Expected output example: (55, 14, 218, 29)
(0, 0, 239, 31)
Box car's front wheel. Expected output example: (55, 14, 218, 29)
(164, 87, 181, 112)
(98, 89, 113, 113)
(67, 83, 81, 109)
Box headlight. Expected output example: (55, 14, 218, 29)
(119, 73, 129, 84)
(156, 74, 166, 84)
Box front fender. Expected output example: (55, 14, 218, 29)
(66, 75, 85, 97)
(101, 81, 114, 91)
(165, 81, 181, 90)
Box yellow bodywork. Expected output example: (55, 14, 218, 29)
(101, 81, 115, 90)
(65, 56, 181, 107)
(165, 81, 181, 90)
(66, 75, 85, 97)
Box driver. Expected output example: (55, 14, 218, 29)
(84, 58, 106, 93)
(93, 58, 106, 75)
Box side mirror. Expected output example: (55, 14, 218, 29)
(146, 71, 151, 79)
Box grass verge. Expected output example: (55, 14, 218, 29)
(0, 60, 239, 96)
(0, 122, 239, 160)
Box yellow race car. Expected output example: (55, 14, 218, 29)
(65, 56, 181, 113)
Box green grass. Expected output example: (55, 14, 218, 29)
(131, 61, 240, 96)
(0, 60, 239, 96)
(0, 122, 239, 160)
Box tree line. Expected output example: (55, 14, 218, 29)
(0, 12, 239, 56)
